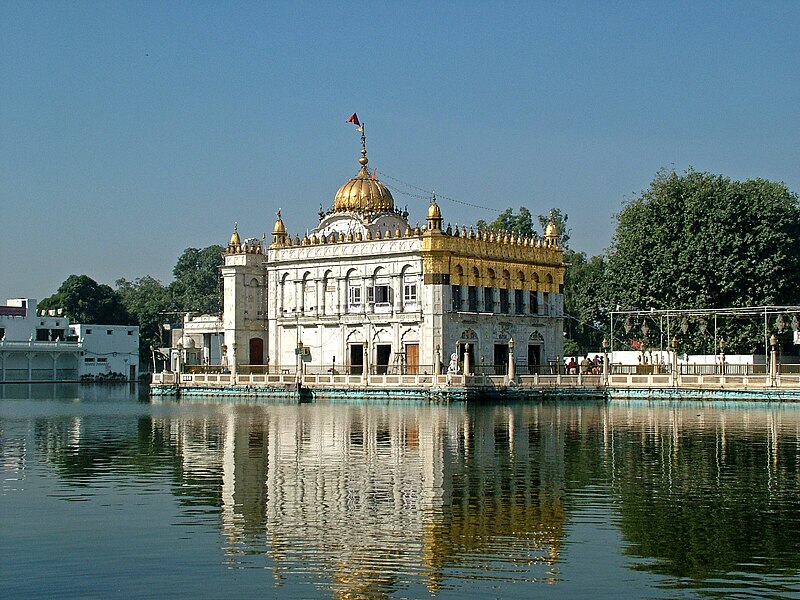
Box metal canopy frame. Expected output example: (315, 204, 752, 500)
(609, 306, 800, 357)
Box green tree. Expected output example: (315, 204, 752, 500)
(563, 250, 607, 353)
(168, 245, 224, 314)
(476, 207, 535, 236)
(116, 276, 173, 360)
(39, 275, 132, 325)
(605, 168, 800, 353)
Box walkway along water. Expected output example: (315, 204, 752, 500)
(150, 359, 800, 402)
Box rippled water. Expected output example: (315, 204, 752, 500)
(2, 384, 800, 599)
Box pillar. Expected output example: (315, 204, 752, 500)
(363, 344, 370, 384)
(770, 341, 778, 386)
(507, 338, 515, 384)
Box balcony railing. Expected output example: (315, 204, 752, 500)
(0, 340, 81, 350)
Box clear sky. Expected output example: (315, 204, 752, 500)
(2, 1, 798, 302)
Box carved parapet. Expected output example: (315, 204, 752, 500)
(420, 231, 565, 292)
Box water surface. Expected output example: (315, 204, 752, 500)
(2, 384, 799, 598)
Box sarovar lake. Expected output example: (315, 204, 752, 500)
(2, 385, 800, 599)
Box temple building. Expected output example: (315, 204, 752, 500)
(219, 133, 566, 378)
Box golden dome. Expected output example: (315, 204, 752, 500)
(544, 212, 559, 245)
(229, 224, 241, 246)
(427, 197, 442, 220)
(332, 132, 394, 215)
(272, 211, 286, 236)
(425, 193, 443, 232)
(333, 165, 395, 214)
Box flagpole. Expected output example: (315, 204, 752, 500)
(358, 121, 367, 168)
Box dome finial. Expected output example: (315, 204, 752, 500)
(359, 122, 368, 167)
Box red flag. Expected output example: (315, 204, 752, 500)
(346, 113, 360, 127)
(631, 340, 641, 349)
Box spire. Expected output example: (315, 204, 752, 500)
(425, 192, 443, 232)
(272, 209, 287, 246)
(228, 223, 241, 248)
(544, 210, 559, 247)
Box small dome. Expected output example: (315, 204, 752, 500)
(427, 197, 442, 220)
(179, 335, 196, 349)
(545, 213, 559, 244)
(273, 212, 287, 236)
(229, 224, 241, 246)
(425, 193, 443, 231)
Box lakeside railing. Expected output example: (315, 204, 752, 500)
(152, 362, 800, 391)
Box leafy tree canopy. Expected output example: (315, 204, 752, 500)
(116, 276, 172, 358)
(168, 245, 224, 315)
(39, 275, 132, 325)
(475, 206, 572, 249)
(605, 168, 800, 352)
(476, 207, 535, 237)
(563, 250, 607, 353)
(38, 246, 224, 367)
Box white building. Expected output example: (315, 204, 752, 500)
(216, 134, 566, 379)
(0, 298, 139, 382)
(70, 324, 140, 381)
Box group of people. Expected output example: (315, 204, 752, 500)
(565, 355, 603, 375)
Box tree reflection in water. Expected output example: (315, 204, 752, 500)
(9, 395, 800, 597)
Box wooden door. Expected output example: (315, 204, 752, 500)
(405, 343, 419, 375)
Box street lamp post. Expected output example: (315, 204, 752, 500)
(770, 334, 778, 386)
(671, 335, 679, 387)
(507, 337, 515, 384)
(602, 336, 609, 386)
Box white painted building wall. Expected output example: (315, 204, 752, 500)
(70, 324, 140, 379)
(0, 298, 140, 382)
(267, 237, 427, 374)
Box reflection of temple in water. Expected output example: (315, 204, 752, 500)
(8, 397, 800, 594)
(155, 403, 569, 594)
(154, 401, 800, 592)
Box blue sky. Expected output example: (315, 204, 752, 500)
(2, 1, 799, 302)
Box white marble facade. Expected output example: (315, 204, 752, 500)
(220, 138, 565, 376)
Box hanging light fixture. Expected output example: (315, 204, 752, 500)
(681, 317, 689, 334)
(641, 321, 650, 337)
(624, 317, 632, 335)
(776, 314, 785, 333)
(699, 319, 708, 335)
